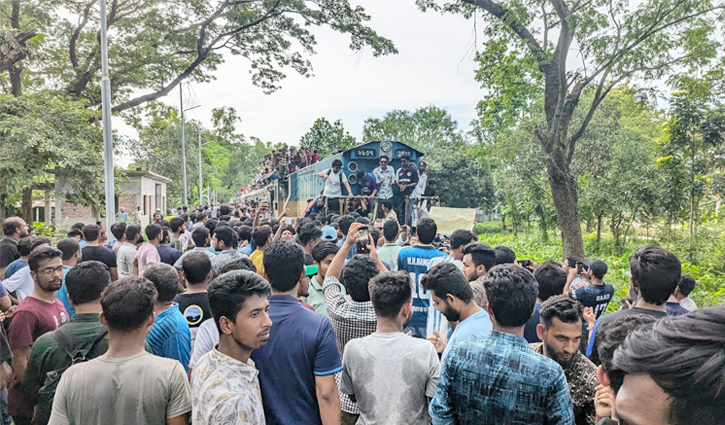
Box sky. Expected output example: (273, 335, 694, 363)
(115, 1, 486, 166)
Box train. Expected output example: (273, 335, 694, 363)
(238, 140, 425, 218)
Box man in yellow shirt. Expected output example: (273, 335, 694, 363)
(249, 226, 273, 276)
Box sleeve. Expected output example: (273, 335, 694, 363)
(0, 282, 8, 297)
(189, 319, 217, 368)
(410, 168, 419, 184)
(162, 330, 192, 373)
(2, 267, 27, 292)
(322, 276, 345, 318)
(428, 345, 457, 425)
(426, 345, 442, 398)
(105, 250, 117, 268)
(8, 310, 37, 350)
(545, 369, 575, 425)
(47, 370, 71, 425)
(166, 363, 192, 419)
(20, 339, 45, 408)
(0, 245, 19, 269)
(340, 171, 348, 183)
(313, 320, 342, 376)
(339, 343, 356, 396)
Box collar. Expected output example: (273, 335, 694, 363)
(413, 243, 435, 249)
(211, 346, 257, 376)
(122, 242, 137, 249)
(218, 249, 236, 255)
(156, 302, 180, 319)
(490, 330, 529, 347)
(68, 313, 102, 323)
(382, 243, 398, 247)
(268, 294, 302, 305)
(192, 247, 208, 251)
(310, 276, 324, 291)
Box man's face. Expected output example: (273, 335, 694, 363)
(401, 158, 409, 168)
(15, 219, 29, 238)
(31, 256, 64, 293)
(462, 254, 481, 282)
(431, 291, 461, 322)
(298, 275, 310, 297)
(229, 295, 273, 351)
(616, 374, 671, 425)
(316, 254, 335, 279)
(281, 229, 294, 241)
(212, 235, 222, 251)
(332, 165, 341, 173)
(379, 158, 388, 170)
(538, 317, 582, 369)
(419, 162, 427, 173)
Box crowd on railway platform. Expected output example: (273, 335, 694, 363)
(0, 194, 721, 425)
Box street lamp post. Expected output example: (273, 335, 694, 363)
(198, 130, 203, 206)
(179, 83, 200, 208)
(100, 0, 115, 236)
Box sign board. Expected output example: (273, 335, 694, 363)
(428, 207, 476, 235)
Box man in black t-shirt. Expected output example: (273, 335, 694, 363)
(0, 217, 28, 279)
(174, 251, 213, 350)
(79, 224, 118, 281)
(394, 155, 419, 226)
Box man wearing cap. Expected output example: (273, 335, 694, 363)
(320, 225, 338, 244)
(569, 259, 614, 320)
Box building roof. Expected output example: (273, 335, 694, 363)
(122, 169, 172, 184)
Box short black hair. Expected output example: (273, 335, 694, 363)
(219, 204, 231, 216)
(82, 224, 100, 242)
(369, 271, 412, 319)
(191, 227, 210, 248)
(30, 237, 51, 251)
(145, 224, 163, 241)
(218, 257, 257, 275)
(422, 262, 473, 302)
(16, 237, 33, 257)
(311, 241, 339, 263)
(214, 226, 238, 249)
(237, 225, 253, 243)
(110, 222, 127, 240)
(208, 270, 270, 332)
(142, 262, 180, 302)
(612, 308, 725, 425)
(678, 274, 696, 297)
(483, 264, 538, 327)
(379, 154, 389, 162)
(383, 220, 398, 241)
(400, 154, 411, 161)
(182, 251, 212, 285)
(124, 225, 142, 242)
(252, 226, 273, 248)
(298, 223, 322, 247)
(66, 261, 111, 305)
(101, 277, 157, 332)
(588, 259, 608, 279)
(416, 218, 437, 245)
(169, 217, 185, 233)
(331, 159, 343, 168)
(71, 222, 85, 230)
(263, 241, 304, 292)
(539, 295, 582, 328)
(593, 314, 657, 383)
(28, 246, 62, 272)
(66, 229, 83, 239)
(461, 242, 495, 273)
(533, 260, 567, 302)
(629, 245, 681, 305)
(56, 238, 80, 261)
(338, 216, 355, 236)
(381, 200, 392, 210)
(493, 245, 516, 265)
(2, 218, 24, 236)
(450, 230, 476, 250)
(342, 256, 378, 302)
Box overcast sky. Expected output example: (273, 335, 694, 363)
(116, 1, 485, 165)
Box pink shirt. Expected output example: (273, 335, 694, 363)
(135, 243, 160, 274)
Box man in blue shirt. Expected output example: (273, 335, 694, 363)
(251, 241, 341, 425)
(429, 264, 574, 425)
(422, 262, 492, 362)
(142, 262, 191, 372)
(397, 218, 446, 338)
(336, 216, 356, 260)
(355, 169, 377, 214)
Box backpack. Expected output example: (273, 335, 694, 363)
(33, 329, 108, 425)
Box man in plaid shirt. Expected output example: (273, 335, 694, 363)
(323, 223, 388, 425)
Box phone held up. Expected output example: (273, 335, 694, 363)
(519, 259, 531, 268)
(356, 227, 370, 254)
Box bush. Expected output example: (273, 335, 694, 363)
(475, 221, 505, 235)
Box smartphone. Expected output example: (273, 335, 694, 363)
(285, 218, 293, 225)
(356, 228, 370, 254)
(520, 259, 531, 268)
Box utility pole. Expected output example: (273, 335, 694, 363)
(180, 86, 188, 207)
(100, 0, 115, 237)
(198, 130, 203, 206)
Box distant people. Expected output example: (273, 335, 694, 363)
(173, 227, 216, 269)
(524, 260, 568, 343)
(612, 308, 725, 425)
(301, 241, 340, 316)
(460, 242, 496, 309)
(397, 218, 446, 339)
(568, 260, 613, 319)
(48, 277, 191, 424)
(210, 226, 245, 273)
(319, 159, 353, 214)
(55, 238, 83, 316)
(532, 296, 598, 425)
(175, 252, 213, 350)
(169, 217, 186, 252)
(394, 155, 418, 226)
(115, 207, 128, 222)
(0, 217, 29, 278)
(674, 274, 697, 311)
(134, 224, 163, 275)
(22, 261, 112, 425)
(422, 262, 492, 362)
(116, 225, 141, 278)
(427, 229, 476, 270)
(80, 224, 118, 281)
(4, 238, 52, 302)
(142, 263, 191, 372)
(341, 271, 440, 424)
(191, 271, 271, 425)
(493, 245, 516, 265)
(410, 160, 427, 220)
(376, 220, 402, 270)
(250, 241, 341, 425)
(429, 264, 574, 424)
(249, 226, 273, 276)
(335, 215, 356, 260)
(4, 236, 31, 280)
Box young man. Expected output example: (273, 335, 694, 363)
(80, 224, 118, 281)
(250, 241, 341, 425)
(524, 261, 568, 343)
(8, 247, 68, 425)
(674, 274, 697, 311)
(429, 264, 574, 424)
(157, 227, 181, 266)
(396, 218, 446, 339)
(237, 225, 254, 256)
(248, 226, 273, 277)
(3, 238, 52, 302)
(22, 261, 112, 425)
(116, 225, 141, 278)
(173, 227, 216, 270)
(142, 263, 191, 371)
(191, 270, 272, 425)
(355, 168, 378, 213)
(55, 238, 83, 316)
(421, 262, 492, 362)
(340, 271, 440, 425)
(460, 242, 496, 310)
(427, 229, 476, 271)
(298, 223, 322, 266)
(381, 200, 397, 223)
(209, 225, 245, 273)
(587, 245, 680, 358)
(175, 252, 213, 350)
(532, 296, 599, 425)
(318, 159, 353, 215)
(394, 155, 419, 226)
(106, 222, 126, 253)
(612, 308, 724, 425)
(568, 260, 613, 319)
(134, 224, 163, 275)
(376, 219, 402, 270)
(0, 217, 29, 279)
(48, 277, 191, 424)
(169, 217, 186, 252)
(302, 241, 340, 316)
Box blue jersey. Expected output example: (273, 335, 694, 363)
(569, 283, 614, 319)
(397, 245, 446, 338)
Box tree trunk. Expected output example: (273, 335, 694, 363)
(9, 0, 22, 97)
(546, 157, 585, 258)
(21, 188, 32, 224)
(596, 214, 602, 243)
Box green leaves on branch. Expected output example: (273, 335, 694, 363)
(299, 118, 358, 156)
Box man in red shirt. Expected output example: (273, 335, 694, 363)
(8, 246, 68, 425)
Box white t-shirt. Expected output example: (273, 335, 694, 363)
(2, 266, 34, 301)
(323, 168, 348, 197)
(189, 318, 219, 369)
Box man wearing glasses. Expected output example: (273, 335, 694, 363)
(372, 155, 396, 218)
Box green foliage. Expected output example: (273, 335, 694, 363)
(474, 221, 504, 235)
(299, 118, 358, 156)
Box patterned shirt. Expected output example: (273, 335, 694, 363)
(372, 166, 396, 199)
(429, 331, 574, 425)
(191, 347, 265, 425)
(323, 275, 377, 414)
(531, 343, 599, 425)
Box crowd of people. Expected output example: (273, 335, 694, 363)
(0, 206, 721, 425)
(242, 146, 322, 194)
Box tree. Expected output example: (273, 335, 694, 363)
(419, 0, 725, 257)
(299, 118, 358, 156)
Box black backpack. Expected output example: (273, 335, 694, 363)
(34, 329, 108, 425)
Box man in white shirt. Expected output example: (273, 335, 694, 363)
(318, 159, 352, 215)
(116, 225, 141, 278)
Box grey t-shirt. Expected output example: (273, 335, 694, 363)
(340, 332, 440, 425)
(323, 168, 348, 197)
(49, 351, 191, 425)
